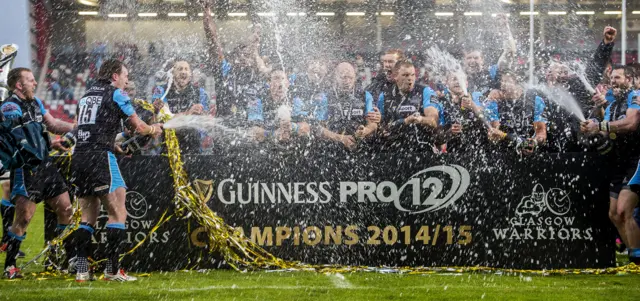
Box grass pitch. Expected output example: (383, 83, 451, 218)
(0, 204, 639, 301)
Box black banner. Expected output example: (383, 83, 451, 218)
(48, 151, 616, 271)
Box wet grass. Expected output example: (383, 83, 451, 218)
(0, 204, 639, 301)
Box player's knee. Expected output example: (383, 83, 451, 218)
(610, 210, 623, 224)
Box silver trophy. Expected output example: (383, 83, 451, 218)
(0, 44, 19, 101)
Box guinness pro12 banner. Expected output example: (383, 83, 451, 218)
(48, 151, 615, 271)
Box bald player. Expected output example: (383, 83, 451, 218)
(305, 62, 380, 150)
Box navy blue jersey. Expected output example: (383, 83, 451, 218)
(467, 64, 500, 95)
(75, 80, 135, 153)
(217, 59, 264, 117)
(604, 89, 640, 157)
(376, 84, 437, 145)
(0, 95, 50, 173)
(307, 89, 374, 135)
(151, 83, 209, 114)
(438, 91, 495, 153)
(377, 84, 437, 125)
(0, 94, 47, 124)
(247, 95, 301, 131)
(485, 90, 547, 139)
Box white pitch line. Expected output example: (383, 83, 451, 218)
(4, 284, 640, 293)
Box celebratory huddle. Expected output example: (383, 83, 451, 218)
(0, 2, 639, 282)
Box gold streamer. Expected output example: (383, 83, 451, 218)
(22, 105, 640, 278)
(164, 128, 298, 270)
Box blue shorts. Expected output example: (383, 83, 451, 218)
(70, 151, 126, 197)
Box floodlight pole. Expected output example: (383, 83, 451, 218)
(622, 0, 627, 64)
(528, 0, 535, 85)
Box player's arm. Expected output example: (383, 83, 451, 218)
(532, 96, 548, 145)
(127, 113, 162, 137)
(202, 1, 222, 69)
(42, 113, 75, 135)
(114, 89, 162, 137)
(608, 108, 640, 133)
(533, 121, 547, 144)
(356, 92, 380, 138)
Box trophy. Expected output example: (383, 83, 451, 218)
(0, 44, 18, 100)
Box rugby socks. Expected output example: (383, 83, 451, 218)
(105, 223, 126, 275)
(4, 231, 25, 269)
(56, 224, 77, 260)
(629, 248, 640, 264)
(0, 200, 14, 245)
(75, 223, 94, 274)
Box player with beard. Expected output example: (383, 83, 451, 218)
(377, 61, 439, 149)
(248, 67, 310, 144)
(151, 59, 210, 153)
(581, 65, 640, 265)
(305, 62, 380, 151)
(203, 1, 267, 118)
(71, 59, 162, 282)
(486, 72, 548, 155)
(437, 72, 496, 154)
(543, 26, 616, 152)
(366, 49, 405, 102)
(463, 15, 516, 95)
(0, 68, 76, 279)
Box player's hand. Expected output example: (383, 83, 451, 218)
(592, 90, 607, 107)
(450, 123, 463, 135)
(340, 134, 356, 150)
(153, 99, 164, 113)
(460, 94, 475, 110)
(251, 126, 266, 142)
(187, 104, 204, 115)
(488, 127, 506, 142)
(404, 113, 422, 125)
(366, 107, 381, 124)
(487, 89, 503, 101)
(603, 26, 617, 44)
(150, 123, 163, 138)
(580, 119, 599, 134)
(296, 122, 311, 136)
(51, 139, 70, 152)
(355, 125, 375, 138)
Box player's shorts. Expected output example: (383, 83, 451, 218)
(71, 151, 126, 197)
(0, 171, 10, 184)
(10, 161, 68, 203)
(622, 158, 640, 196)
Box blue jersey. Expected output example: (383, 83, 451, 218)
(377, 84, 437, 125)
(305, 90, 374, 135)
(217, 59, 264, 117)
(1, 95, 47, 123)
(604, 89, 640, 156)
(487, 90, 546, 139)
(247, 95, 303, 131)
(1, 95, 49, 172)
(151, 84, 209, 114)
